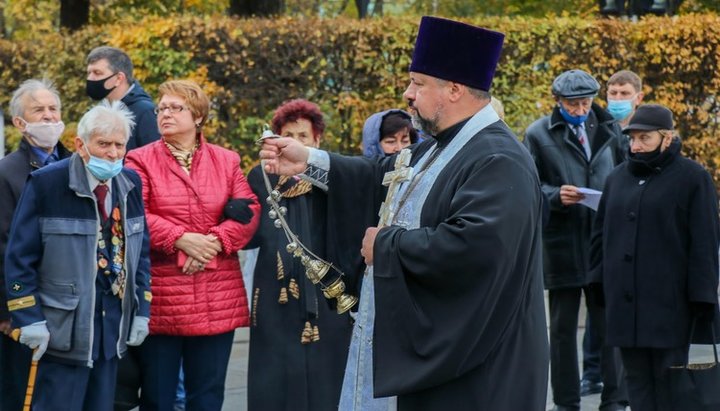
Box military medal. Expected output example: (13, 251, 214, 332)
(98, 257, 108, 269)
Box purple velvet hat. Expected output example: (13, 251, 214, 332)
(409, 16, 505, 92)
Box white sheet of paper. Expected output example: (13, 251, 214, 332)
(577, 187, 602, 211)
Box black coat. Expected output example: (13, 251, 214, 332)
(590, 140, 720, 348)
(0, 139, 71, 321)
(330, 119, 549, 410)
(524, 104, 626, 289)
(244, 167, 354, 411)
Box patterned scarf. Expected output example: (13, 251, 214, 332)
(164, 139, 199, 173)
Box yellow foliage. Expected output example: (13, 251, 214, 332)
(2, 14, 720, 187)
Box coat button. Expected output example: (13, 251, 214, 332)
(627, 212, 636, 221)
(624, 254, 633, 262)
(624, 292, 633, 302)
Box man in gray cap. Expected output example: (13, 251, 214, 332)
(261, 15, 548, 411)
(524, 69, 628, 411)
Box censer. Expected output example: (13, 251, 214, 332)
(258, 128, 358, 314)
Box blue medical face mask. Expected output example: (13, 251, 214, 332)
(558, 104, 589, 126)
(84, 145, 123, 181)
(607, 98, 635, 121)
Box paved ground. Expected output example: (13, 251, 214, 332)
(218, 294, 718, 411)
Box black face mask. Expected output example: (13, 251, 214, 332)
(86, 73, 118, 100)
(630, 145, 663, 162)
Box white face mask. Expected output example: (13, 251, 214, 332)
(21, 119, 65, 148)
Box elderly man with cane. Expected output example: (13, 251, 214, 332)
(4, 100, 151, 411)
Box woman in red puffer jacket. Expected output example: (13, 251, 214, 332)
(125, 79, 259, 411)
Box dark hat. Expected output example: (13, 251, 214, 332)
(622, 104, 674, 134)
(551, 69, 600, 99)
(409, 16, 504, 91)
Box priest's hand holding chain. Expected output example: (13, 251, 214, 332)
(260, 137, 309, 176)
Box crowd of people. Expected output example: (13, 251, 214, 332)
(0, 14, 718, 411)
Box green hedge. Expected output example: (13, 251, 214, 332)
(1, 14, 719, 186)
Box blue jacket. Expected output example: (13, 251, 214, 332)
(122, 81, 160, 151)
(4, 153, 151, 366)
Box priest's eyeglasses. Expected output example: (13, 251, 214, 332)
(154, 105, 188, 115)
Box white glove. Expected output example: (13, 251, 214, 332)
(19, 321, 50, 361)
(126, 316, 149, 346)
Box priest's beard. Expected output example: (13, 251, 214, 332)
(412, 105, 443, 136)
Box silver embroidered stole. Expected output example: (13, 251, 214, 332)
(393, 106, 500, 229)
(338, 105, 499, 411)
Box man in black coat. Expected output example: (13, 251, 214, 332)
(86, 46, 160, 151)
(260, 17, 549, 411)
(524, 69, 628, 411)
(0, 78, 72, 411)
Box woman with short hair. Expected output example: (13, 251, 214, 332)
(125, 79, 260, 411)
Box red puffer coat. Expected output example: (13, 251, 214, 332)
(125, 136, 260, 336)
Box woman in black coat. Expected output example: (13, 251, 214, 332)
(590, 104, 720, 411)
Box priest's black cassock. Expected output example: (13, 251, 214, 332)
(326, 118, 549, 410)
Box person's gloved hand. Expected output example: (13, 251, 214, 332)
(126, 316, 149, 346)
(223, 198, 254, 224)
(690, 302, 717, 320)
(20, 321, 50, 361)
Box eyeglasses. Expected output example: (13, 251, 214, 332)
(154, 105, 188, 115)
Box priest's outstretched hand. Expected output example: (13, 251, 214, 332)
(260, 137, 309, 176)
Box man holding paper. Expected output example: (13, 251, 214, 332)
(524, 69, 628, 411)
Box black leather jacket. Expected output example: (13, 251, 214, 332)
(524, 103, 626, 289)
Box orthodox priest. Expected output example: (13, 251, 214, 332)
(260, 16, 549, 410)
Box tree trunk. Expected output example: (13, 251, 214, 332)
(355, 0, 370, 18)
(371, 0, 384, 16)
(60, 0, 90, 31)
(228, 0, 285, 16)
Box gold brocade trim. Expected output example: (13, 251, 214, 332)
(7, 295, 36, 311)
(278, 287, 288, 304)
(276, 176, 312, 198)
(276, 252, 284, 280)
(252, 288, 260, 327)
(312, 325, 320, 342)
(301, 321, 313, 344)
(288, 278, 300, 299)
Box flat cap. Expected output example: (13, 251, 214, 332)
(622, 104, 674, 134)
(551, 69, 600, 99)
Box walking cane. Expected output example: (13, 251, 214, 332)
(9, 328, 38, 411)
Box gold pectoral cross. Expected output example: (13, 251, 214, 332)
(378, 148, 413, 228)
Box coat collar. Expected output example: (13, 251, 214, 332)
(18, 138, 73, 169)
